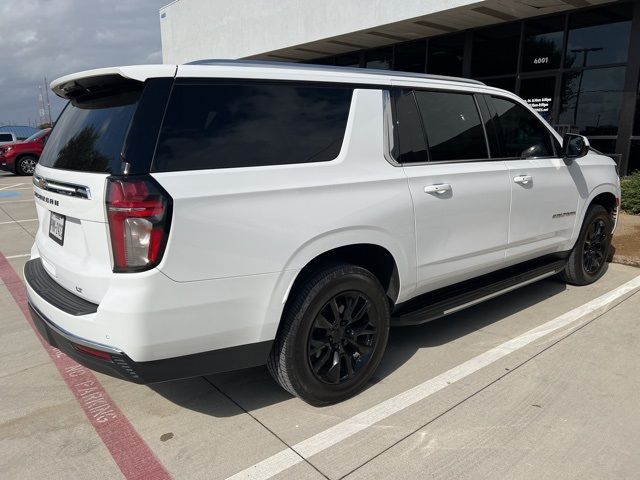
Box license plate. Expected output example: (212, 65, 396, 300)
(49, 212, 66, 246)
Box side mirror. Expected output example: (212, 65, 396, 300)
(562, 133, 590, 159)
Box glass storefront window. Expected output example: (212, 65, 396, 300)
(335, 52, 361, 67)
(559, 66, 626, 136)
(427, 34, 464, 77)
(520, 76, 556, 123)
(588, 139, 617, 155)
(365, 46, 393, 70)
(394, 40, 426, 73)
(481, 77, 516, 93)
(522, 17, 564, 72)
(472, 24, 520, 77)
(629, 140, 640, 174)
(634, 81, 640, 136)
(565, 4, 633, 68)
(309, 57, 334, 66)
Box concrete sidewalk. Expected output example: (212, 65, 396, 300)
(345, 290, 640, 480)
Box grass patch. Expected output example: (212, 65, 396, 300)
(621, 171, 640, 215)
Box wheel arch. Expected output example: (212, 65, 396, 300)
(578, 183, 619, 233)
(14, 152, 39, 161)
(272, 227, 413, 315)
(588, 191, 618, 216)
(290, 243, 400, 303)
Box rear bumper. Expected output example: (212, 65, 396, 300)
(28, 301, 273, 383)
(24, 256, 276, 383)
(23, 250, 288, 361)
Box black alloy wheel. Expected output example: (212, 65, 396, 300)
(307, 291, 378, 385)
(558, 204, 613, 286)
(582, 218, 607, 275)
(268, 263, 390, 405)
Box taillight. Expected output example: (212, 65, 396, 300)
(106, 176, 172, 273)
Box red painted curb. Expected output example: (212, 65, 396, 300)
(0, 253, 172, 480)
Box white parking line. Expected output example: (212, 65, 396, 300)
(0, 219, 38, 225)
(0, 183, 22, 191)
(5, 254, 30, 259)
(227, 274, 640, 480)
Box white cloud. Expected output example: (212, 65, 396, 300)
(0, 0, 168, 125)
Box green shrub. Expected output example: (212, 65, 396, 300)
(621, 171, 640, 215)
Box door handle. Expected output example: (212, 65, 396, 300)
(424, 183, 451, 194)
(513, 175, 533, 185)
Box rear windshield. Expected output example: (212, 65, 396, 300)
(39, 89, 141, 173)
(153, 82, 353, 172)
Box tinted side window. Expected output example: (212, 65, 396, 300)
(392, 89, 428, 163)
(153, 83, 353, 171)
(491, 97, 554, 158)
(414, 91, 488, 161)
(0, 133, 13, 142)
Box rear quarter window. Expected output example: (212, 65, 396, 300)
(0, 133, 13, 142)
(152, 82, 353, 172)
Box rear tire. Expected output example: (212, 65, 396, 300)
(268, 263, 390, 406)
(558, 204, 613, 286)
(15, 155, 37, 176)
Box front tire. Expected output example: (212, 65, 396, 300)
(268, 263, 390, 406)
(15, 155, 37, 176)
(559, 204, 613, 286)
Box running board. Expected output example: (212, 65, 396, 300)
(391, 258, 567, 327)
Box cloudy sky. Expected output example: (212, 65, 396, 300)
(0, 0, 168, 126)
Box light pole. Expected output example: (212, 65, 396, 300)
(43, 76, 52, 125)
(38, 85, 45, 125)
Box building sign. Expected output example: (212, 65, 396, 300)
(520, 76, 556, 122)
(532, 56, 550, 66)
(525, 97, 552, 115)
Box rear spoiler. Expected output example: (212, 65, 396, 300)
(51, 65, 177, 100)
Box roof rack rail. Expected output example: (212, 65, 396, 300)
(185, 59, 485, 86)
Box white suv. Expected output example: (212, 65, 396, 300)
(25, 61, 619, 405)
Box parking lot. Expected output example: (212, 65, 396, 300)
(1, 170, 640, 480)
